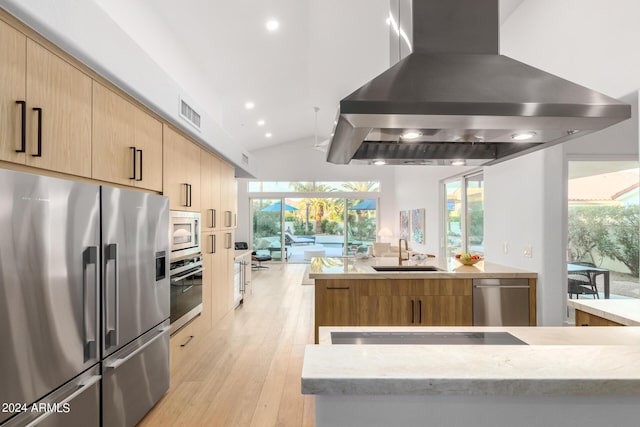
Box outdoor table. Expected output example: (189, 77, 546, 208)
(568, 263, 611, 299)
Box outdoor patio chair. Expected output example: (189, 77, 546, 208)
(284, 232, 314, 245)
(252, 251, 271, 269)
(568, 274, 599, 299)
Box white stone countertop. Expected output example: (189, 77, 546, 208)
(308, 256, 537, 279)
(568, 299, 640, 326)
(302, 326, 640, 397)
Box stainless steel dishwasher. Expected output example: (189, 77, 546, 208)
(473, 278, 530, 326)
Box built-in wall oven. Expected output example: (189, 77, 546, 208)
(169, 254, 203, 334)
(170, 211, 201, 260)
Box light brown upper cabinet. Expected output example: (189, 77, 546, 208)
(0, 20, 26, 164)
(92, 83, 162, 191)
(163, 124, 200, 211)
(1, 23, 92, 177)
(220, 161, 237, 228)
(200, 149, 221, 231)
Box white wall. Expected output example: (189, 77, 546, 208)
(392, 166, 475, 256)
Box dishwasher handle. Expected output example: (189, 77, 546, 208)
(473, 284, 530, 289)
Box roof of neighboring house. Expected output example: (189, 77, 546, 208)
(569, 170, 639, 203)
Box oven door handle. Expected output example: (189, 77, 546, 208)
(171, 267, 204, 283)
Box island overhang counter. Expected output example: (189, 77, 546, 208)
(302, 326, 640, 427)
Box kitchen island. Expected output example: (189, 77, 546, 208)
(302, 326, 640, 427)
(568, 299, 640, 326)
(309, 257, 537, 342)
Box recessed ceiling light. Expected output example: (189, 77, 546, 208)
(451, 159, 466, 166)
(245, 101, 255, 110)
(372, 160, 386, 166)
(257, 119, 265, 126)
(401, 130, 421, 140)
(511, 131, 537, 141)
(266, 19, 279, 31)
(265, 132, 272, 138)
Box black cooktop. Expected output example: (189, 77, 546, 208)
(331, 331, 528, 345)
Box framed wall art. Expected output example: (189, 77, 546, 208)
(399, 210, 410, 239)
(411, 208, 425, 244)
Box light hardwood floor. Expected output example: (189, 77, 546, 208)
(139, 263, 315, 427)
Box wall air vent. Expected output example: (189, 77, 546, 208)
(242, 153, 249, 165)
(179, 97, 201, 131)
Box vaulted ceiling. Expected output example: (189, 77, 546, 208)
(94, 0, 525, 153)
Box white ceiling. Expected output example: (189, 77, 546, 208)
(94, 0, 526, 153)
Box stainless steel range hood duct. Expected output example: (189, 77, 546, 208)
(327, 0, 631, 166)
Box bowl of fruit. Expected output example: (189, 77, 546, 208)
(455, 252, 483, 266)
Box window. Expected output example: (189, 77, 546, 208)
(443, 172, 484, 257)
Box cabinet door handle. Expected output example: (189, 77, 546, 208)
(136, 149, 143, 181)
(188, 184, 192, 207)
(209, 209, 216, 228)
(411, 299, 415, 324)
(15, 100, 26, 153)
(419, 299, 422, 324)
(209, 234, 216, 254)
(32, 107, 42, 157)
(129, 147, 136, 179)
(183, 183, 189, 207)
(326, 286, 350, 290)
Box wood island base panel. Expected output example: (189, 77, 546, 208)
(310, 257, 537, 343)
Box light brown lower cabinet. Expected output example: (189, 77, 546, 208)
(575, 309, 624, 326)
(315, 279, 473, 343)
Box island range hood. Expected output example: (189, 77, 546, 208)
(327, 0, 631, 166)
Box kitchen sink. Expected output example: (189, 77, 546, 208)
(331, 331, 528, 345)
(372, 266, 443, 272)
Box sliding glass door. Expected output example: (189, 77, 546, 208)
(251, 199, 284, 260)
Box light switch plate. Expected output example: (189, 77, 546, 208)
(524, 245, 532, 258)
(503, 242, 508, 254)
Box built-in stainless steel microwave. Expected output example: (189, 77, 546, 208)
(169, 211, 201, 260)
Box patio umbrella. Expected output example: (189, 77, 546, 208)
(260, 201, 298, 212)
(349, 199, 376, 210)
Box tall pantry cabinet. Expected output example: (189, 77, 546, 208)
(201, 149, 237, 327)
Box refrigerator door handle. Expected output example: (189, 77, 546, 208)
(83, 246, 99, 361)
(105, 326, 170, 370)
(105, 243, 119, 348)
(24, 375, 102, 427)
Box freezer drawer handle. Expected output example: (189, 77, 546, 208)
(83, 246, 99, 361)
(105, 326, 170, 370)
(473, 285, 530, 289)
(24, 375, 102, 427)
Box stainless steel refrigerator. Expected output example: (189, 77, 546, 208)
(0, 169, 169, 427)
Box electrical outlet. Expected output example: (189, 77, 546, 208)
(503, 242, 508, 254)
(524, 245, 533, 258)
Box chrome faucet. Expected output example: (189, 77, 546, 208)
(398, 238, 409, 265)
